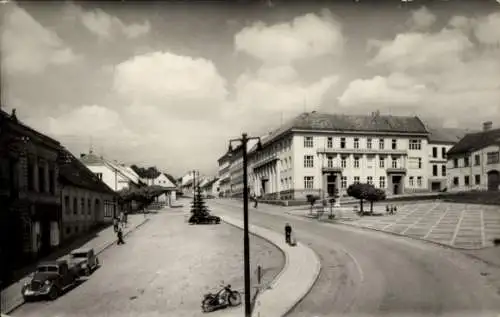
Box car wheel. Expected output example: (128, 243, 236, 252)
(85, 267, 91, 276)
(48, 287, 59, 300)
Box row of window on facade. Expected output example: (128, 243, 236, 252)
(63, 195, 100, 216)
(26, 157, 56, 194)
(452, 152, 500, 168)
(253, 138, 293, 164)
(303, 155, 420, 169)
(432, 164, 447, 177)
(452, 175, 482, 187)
(304, 136, 423, 151)
(300, 175, 423, 190)
(431, 147, 448, 159)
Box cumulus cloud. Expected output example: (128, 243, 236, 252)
(368, 29, 473, 73)
(112, 51, 228, 119)
(234, 65, 338, 114)
(407, 6, 436, 30)
(234, 9, 344, 65)
(339, 9, 500, 126)
(64, 3, 150, 40)
(1, 2, 80, 75)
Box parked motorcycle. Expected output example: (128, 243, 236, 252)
(201, 284, 242, 313)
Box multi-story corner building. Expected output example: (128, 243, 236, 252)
(1, 109, 62, 281)
(228, 139, 259, 197)
(59, 149, 117, 241)
(446, 122, 500, 192)
(217, 152, 231, 197)
(245, 111, 431, 200)
(426, 127, 472, 192)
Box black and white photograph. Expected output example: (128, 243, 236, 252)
(1, 0, 500, 316)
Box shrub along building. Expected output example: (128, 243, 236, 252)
(59, 149, 117, 241)
(446, 121, 500, 192)
(1, 109, 63, 281)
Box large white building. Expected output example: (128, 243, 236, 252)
(217, 152, 231, 197)
(245, 111, 433, 200)
(446, 122, 500, 192)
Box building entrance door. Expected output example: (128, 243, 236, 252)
(392, 175, 402, 195)
(326, 174, 336, 197)
(487, 170, 500, 191)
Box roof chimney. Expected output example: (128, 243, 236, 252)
(483, 121, 493, 131)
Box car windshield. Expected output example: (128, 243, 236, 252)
(71, 252, 87, 258)
(36, 265, 58, 273)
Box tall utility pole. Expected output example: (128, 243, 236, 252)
(228, 133, 262, 317)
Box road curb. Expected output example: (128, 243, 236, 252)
(221, 216, 321, 317)
(3, 218, 150, 315)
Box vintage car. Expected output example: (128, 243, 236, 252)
(69, 248, 99, 276)
(22, 260, 79, 301)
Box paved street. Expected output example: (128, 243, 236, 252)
(9, 202, 284, 317)
(289, 202, 500, 249)
(1, 214, 148, 315)
(211, 199, 500, 317)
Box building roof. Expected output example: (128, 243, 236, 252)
(447, 128, 500, 156)
(249, 111, 428, 152)
(80, 152, 141, 186)
(1, 109, 61, 151)
(202, 178, 219, 189)
(427, 127, 476, 144)
(59, 149, 116, 195)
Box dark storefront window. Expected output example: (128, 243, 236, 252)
(48, 166, 55, 194)
(27, 157, 34, 191)
(38, 163, 45, 192)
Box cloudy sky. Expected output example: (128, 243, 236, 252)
(1, 0, 499, 177)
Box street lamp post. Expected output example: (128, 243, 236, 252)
(228, 133, 262, 317)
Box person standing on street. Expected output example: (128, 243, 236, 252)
(285, 223, 292, 244)
(117, 226, 125, 245)
(253, 194, 259, 208)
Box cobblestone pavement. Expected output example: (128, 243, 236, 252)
(1, 214, 148, 315)
(317, 202, 500, 249)
(10, 202, 284, 317)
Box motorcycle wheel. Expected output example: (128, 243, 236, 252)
(228, 291, 242, 306)
(202, 298, 214, 313)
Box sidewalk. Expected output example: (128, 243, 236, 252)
(221, 215, 321, 317)
(0, 214, 149, 315)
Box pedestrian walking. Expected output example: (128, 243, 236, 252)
(117, 227, 125, 245)
(285, 222, 292, 245)
(253, 194, 259, 208)
(113, 217, 119, 232)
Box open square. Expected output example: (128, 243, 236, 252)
(338, 202, 500, 249)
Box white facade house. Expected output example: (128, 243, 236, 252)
(79, 151, 141, 192)
(143, 173, 177, 205)
(201, 178, 220, 197)
(240, 111, 433, 200)
(426, 127, 472, 192)
(447, 122, 500, 192)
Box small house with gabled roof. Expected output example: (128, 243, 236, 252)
(446, 121, 500, 192)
